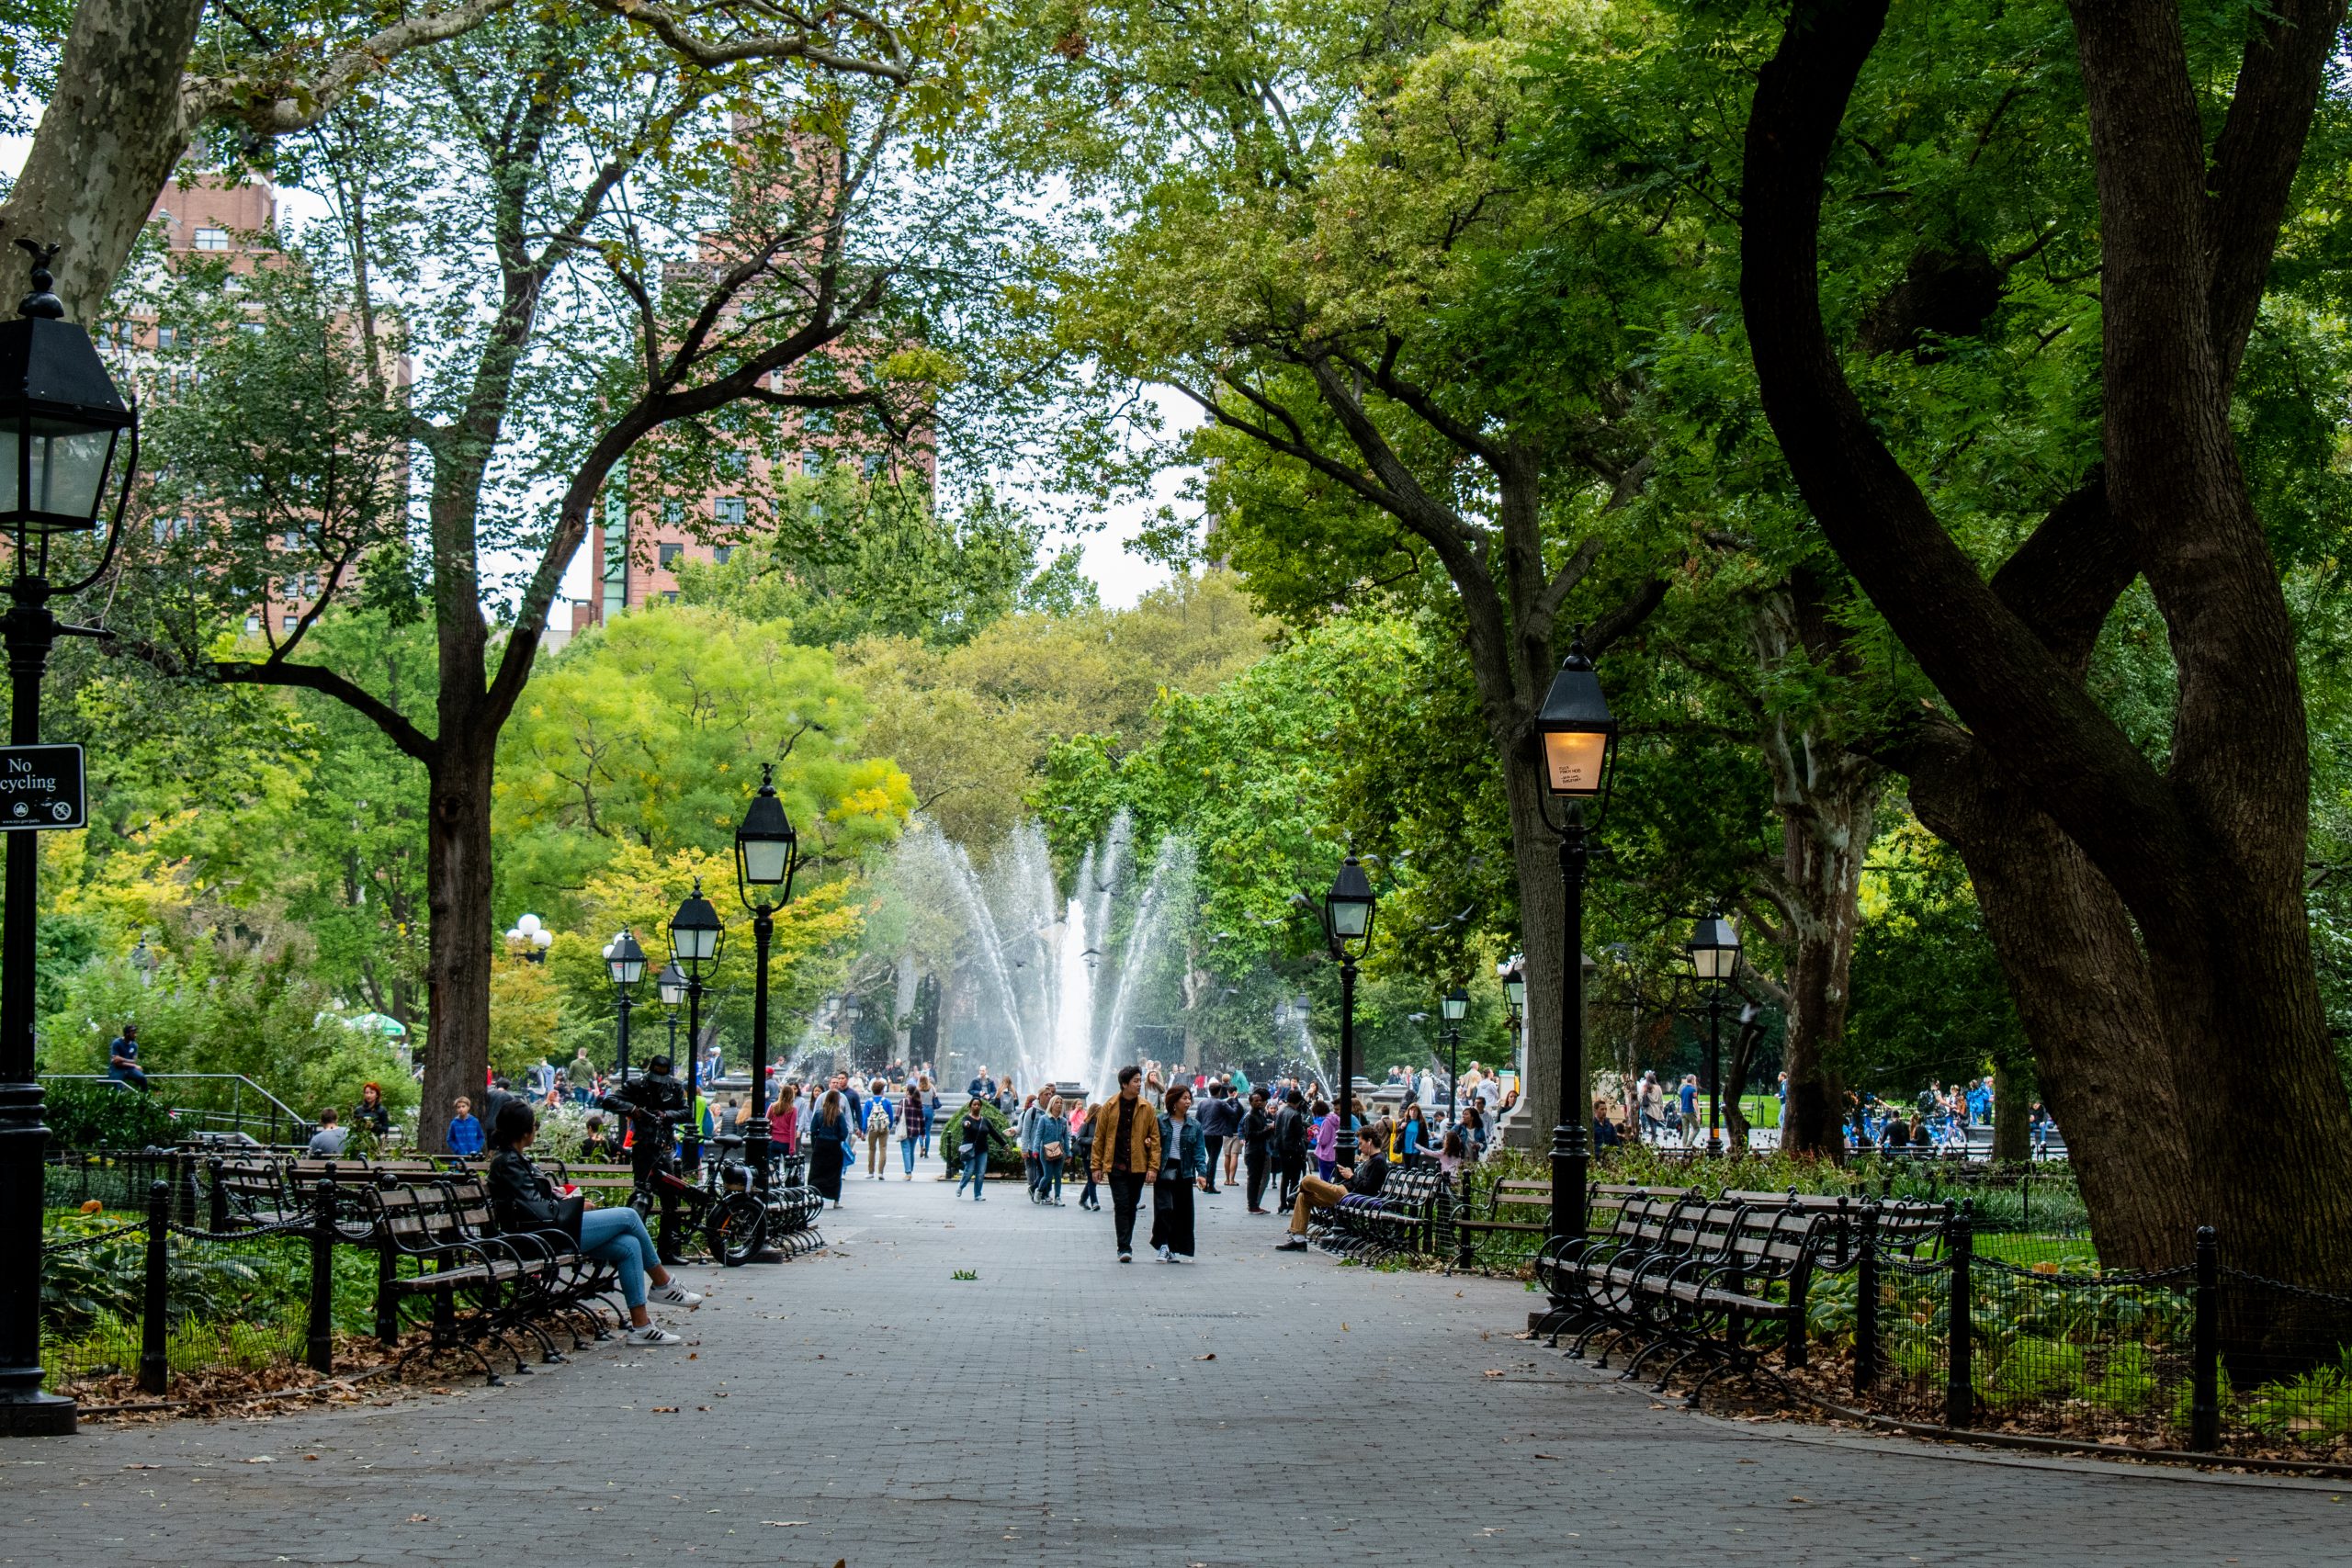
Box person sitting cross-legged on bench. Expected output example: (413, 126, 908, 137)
(1274, 1125, 1388, 1252)
(486, 1100, 700, 1347)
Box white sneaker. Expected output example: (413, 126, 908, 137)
(627, 1325, 683, 1347)
(650, 1282, 701, 1308)
(1157, 1244, 1172, 1262)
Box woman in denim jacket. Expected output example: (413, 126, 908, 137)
(1150, 1083, 1208, 1262)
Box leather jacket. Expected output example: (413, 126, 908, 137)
(487, 1148, 564, 1232)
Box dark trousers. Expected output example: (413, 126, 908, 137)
(1202, 1135, 1225, 1190)
(1151, 1175, 1195, 1257)
(1278, 1158, 1305, 1209)
(1245, 1152, 1270, 1210)
(1108, 1171, 1149, 1254)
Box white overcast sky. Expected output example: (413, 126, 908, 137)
(2, 134, 1185, 610)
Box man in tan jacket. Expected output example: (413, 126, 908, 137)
(1090, 1064, 1163, 1263)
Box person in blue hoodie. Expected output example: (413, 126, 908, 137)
(447, 1096, 485, 1156)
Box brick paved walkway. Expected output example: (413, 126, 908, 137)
(7, 1158, 2346, 1564)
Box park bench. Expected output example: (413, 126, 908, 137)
(1314, 1165, 1448, 1261)
(368, 1178, 619, 1385)
(1448, 1177, 1554, 1273)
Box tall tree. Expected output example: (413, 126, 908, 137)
(1739, 0, 2352, 1282)
(108, 14, 985, 1145)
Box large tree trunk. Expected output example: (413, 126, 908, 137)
(1989, 1062, 2030, 1165)
(1740, 0, 2352, 1293)
(1500, 751, 1571, 1146)
(419, 730, 494, 1153)
(1908, 750, 2195, 1269)
(0, 0, 206, 322)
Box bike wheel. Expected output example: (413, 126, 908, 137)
(707, 1191, 765, 1267)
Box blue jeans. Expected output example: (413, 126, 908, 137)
(959, 1151, 987, 1198)
(900, 1135, 916, 1175)
(1040, 1156, 1063, 1201)
(580, 1206, 659, 1309)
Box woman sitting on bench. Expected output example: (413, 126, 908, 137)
(486, 1100, 700, 1347)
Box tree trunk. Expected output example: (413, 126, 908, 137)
(1907, 746, 2196, 1270)
(1989, 1061, 2029, 1165)
(418, 728, 494, 1154)
(0, 0, 206, 322)
(1499, 755, 1570, 1146)
(1747, 587, 1881, 1159)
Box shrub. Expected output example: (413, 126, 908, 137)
(43, 1079, 176, 1149)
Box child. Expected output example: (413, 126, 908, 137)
(447, 1096, 485, 1156)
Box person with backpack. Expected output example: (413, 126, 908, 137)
(957, 1096, 994, 1201)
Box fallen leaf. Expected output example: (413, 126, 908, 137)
(687, 1352, 698, 1359)
(243, 1456, 277, 1464)
(1340, 1323, 1350, 1332)
(1194, 1353, 1216, 1361)
(652, 1406, 680, 1414)
(1789, 1496, 1810, 1504)
(760, 1521, 809, 1528)
(406, 1514, 431, 1523)
(302, 1454, 319, 1461)
(1532, 1454, 1560, 1461)
(1483, 1370, 1505, 1378)
(121, 1464, 160, 1471)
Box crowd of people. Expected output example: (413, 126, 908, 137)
(1592, 1068, 2055, 1156)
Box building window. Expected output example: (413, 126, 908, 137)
(658, 542, 684, 568)
(156, 326, 178, 349)
(662, 500, 684, 525)
(193, 227, 230, 251)
(863, 452, 885, 479)
(712, 497, 747, 527)
(244, 614, 260, 634)
(238, 321, 264, 336)
(802, 451, 823, 476)
(283, 530, 306, 550)
(282, 614, 299, 632)
(714, 448, 748, 479)
(712, 546, 732, 566)
(152, 515, 172, 543)
(663, 590, 680, 604)
(802, 407, 835, 434)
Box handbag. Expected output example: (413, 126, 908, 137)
(552, 1193, 585, 1246)
(1043, 1140, 1065, 1160)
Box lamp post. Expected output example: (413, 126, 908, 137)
(1532, 638, 1619, 1255)
(505, 913, 552, 963)
(656, 961, 686, 1065)
(605, 930, 646, 1082)
(1685, 910, 1740, 1157)
(1441, 985, 1468, 1125)
(1319, 854, 1376, 1174)
(734, 764, 799, 1193)
(1498, 955, 1525, 1104)
(1, 241, 138, 1438)
(669, 876, 724, 1134)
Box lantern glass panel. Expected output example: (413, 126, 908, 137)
(1442, 988, 1469, 1022)
(739, 839, 790, 886)
(1328, 897, 1371, 940)
(1541, 728, 1610, 797)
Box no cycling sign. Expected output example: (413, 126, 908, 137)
(0, 744, 85, 830)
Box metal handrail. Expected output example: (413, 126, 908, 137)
(42, 1072, 312, 1145)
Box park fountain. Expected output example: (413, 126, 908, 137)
(889, 812, 1195, 1093)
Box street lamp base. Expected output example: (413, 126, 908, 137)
(0, 1390, 76, 1437)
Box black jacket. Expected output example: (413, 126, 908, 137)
(1346, 1150, 1389, 1198)
(1273, 1105, 1308, 1162)
(487, 1148, 565, 1233)
(1239, 1105, 1272, 1153)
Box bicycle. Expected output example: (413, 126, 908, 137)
(613, 1108, 769, 1267)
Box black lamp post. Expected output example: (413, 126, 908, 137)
(734, 764, 799, 1193)
(1498, 955, 1525, 1103)
(656, 961, 686, 1065)
(1532, 638, 1618, 1255)
(1686, 910, 1740, 1157)
(1320, 854, 1375, 1174)
(1, 241, 138, 1438)
(605, 929, 646, 1079)
(669, 876, 724, 1140)
(505, 913, 551, 963)
(1442, 985, 1468, 1124)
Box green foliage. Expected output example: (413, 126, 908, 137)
(940, 1099, 1012, 1174)
(42, 1081, 177, 1150)
(673, 472, 1092, 648)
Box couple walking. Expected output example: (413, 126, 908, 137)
(1089, 1065, 1207, 1264)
